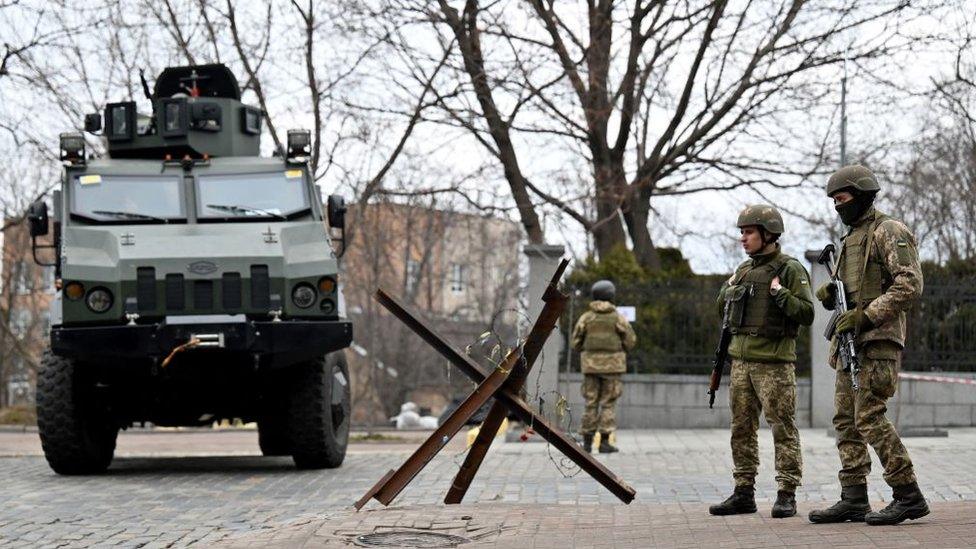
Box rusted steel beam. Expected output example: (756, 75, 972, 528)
(374, 288, 487, 384)
(369, 348, 516, 506)
(354, 469, 395, 511)
(370, 276, 635, 504)
(500, 390, 635, 503)
(358, 263, 572, 509)
(445, 260, 569, 504)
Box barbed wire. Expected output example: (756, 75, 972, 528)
(454, 306, 581, 478)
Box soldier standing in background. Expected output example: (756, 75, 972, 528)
(809, 165, 930, 526)
(710, 205, 813, 519)
(571, 280, 637, 454)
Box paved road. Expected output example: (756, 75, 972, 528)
(1, 428, 974, 547)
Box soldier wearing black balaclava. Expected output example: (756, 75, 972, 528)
(809, 165, 929, 526)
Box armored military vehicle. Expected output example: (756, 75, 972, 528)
(26, 64, 353, 474)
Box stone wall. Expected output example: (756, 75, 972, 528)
(557, 372, 976, 429)
(890, 374, 976, 428)
(558, 373, 812, 429)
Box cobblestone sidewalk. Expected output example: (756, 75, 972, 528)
(216, 501, 976, 548)
(1, 428, 974, 547)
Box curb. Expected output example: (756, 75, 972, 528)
(0, 425, 37, 433)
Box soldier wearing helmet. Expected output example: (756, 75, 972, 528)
(710, 205, 813, 519)
(570, 279, 636, 454)
(809, 165, 929, 526)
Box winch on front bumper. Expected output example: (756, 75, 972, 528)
(51, 315, 353, 368)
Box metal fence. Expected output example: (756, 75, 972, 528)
(561, 272, 976, 375)
(903, 274, 976, 372)
(560, 278, 812, 376)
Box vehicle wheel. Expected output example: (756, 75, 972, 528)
(257, 415, 290, 456)
(286, 351, 350, 469)
(35, 350, 118, 475)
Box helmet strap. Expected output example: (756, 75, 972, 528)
(759, 228, 768, 245)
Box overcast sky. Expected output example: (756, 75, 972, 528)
(0, 1, 971, 275)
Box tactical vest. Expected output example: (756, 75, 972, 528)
(838, 212, 890, 309)
(726, 252, 798, 338)
(582, 310, 624, 353)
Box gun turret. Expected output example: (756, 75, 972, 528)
(95, 64, 262, 160)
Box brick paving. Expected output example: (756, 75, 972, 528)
(216, 501, 976, 548)
(0, 427, 974, 547)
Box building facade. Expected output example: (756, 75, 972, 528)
(339, 201, 522, 425)
(0, 221, 56, 408)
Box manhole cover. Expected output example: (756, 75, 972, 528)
(355, 531, 470, 547)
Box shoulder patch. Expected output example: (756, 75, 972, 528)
(896, 239, 913, 266)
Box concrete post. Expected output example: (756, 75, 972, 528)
(523, 244, 566, 418)
(805, 250, 833, 428)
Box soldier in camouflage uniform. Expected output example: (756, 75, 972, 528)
(809, 165, 930, 526)
(571, 280, 637, 453)
(710, 205, 813, 519)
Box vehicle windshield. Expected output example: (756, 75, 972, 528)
(70, 175, 184, 222)
(197, 171, 310, 220)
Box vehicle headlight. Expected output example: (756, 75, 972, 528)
(320, 298, 336, 315)
(292, 283, 316, 309)
(85, 288, 113, 313)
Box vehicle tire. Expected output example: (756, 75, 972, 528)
(285, 351, 350, 469)
(257, 415, 290, 456)
(35, 350, 118, 475)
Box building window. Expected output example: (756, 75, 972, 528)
(405, 259, 420, 294)
(13, 261, 33, 295)
(10, 309, 32, 337)
(6, 356, 32, 405)
(40, 311, 51, 334)
(42, 266, 56, 294)
(449, 263, 466, 294)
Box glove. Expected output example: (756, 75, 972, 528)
(835, 309, 873, 334)
(815, 282, 837, 310)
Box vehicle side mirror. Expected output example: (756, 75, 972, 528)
(27, 200, 49, 237)
(327, 194, 347, 230)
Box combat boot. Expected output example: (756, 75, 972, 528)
(708, 486, 757, 515)
(598, 432, 618, 453)
(865, 482, 929, 525)
(808, 484, 871, 523)
(771, 490, 796, 518)
(582, 433, 594, 453)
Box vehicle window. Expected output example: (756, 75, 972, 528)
(197, 171, 309, 220)
(70, 175, 184, 222)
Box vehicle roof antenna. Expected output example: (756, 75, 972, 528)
(139, 69, 152, 100)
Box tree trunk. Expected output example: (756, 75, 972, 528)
(623, 185, 662, 272)
(437, 1, 545, 245)
(591, 161, 628, 259)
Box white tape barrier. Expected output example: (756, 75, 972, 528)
(898, 372, 976, 386)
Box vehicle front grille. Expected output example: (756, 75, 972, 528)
(222, 272, 242, 309)
(193, 280, 213, 309)
(250, 265, 270, 309)
(136, 267, 156, 311)
(165, 274, 185, 310)
(136, 266, 273, 313)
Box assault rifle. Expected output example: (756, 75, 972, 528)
(707, 297, 733, 408)
(818, 243, 861, 390)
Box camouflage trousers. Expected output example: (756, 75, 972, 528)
(833, 341, 916, 488)
(729, 360, 802, 491)
(580, 373, 622, 434)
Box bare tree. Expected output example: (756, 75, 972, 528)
(380, 0, 938, 270)
(887, 22, 976, 263)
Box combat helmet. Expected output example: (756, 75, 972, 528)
(826, 165, 880, 196)
(736, 205, 784, 235)
(591, 280, 616, 302)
